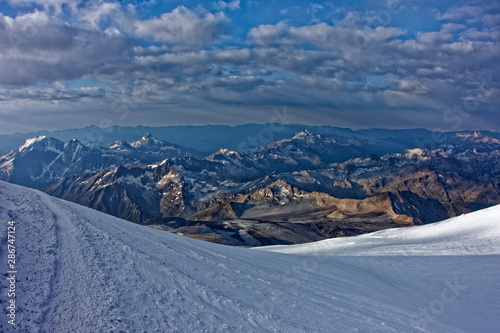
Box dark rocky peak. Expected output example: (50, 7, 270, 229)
(63, 138, 86, 150)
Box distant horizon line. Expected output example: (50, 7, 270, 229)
(3, 123, 499, 137)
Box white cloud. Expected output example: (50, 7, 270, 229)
(459, 27, 500, 42)
(213, 0, 240, 11)
(248, 21, 289, 46)
(436, 5, 485, 22)
(7, 0, 82, 15)
(0, 11, 136, 86)
(440, 23, 466, 34)
(249, 20, 404, 49)
(78, 2, 122, 30)
(0, 2, 499, 132)
(307, 4, 324, 16)
(483, 13, 500, 26)
(134, 6, 227, 48)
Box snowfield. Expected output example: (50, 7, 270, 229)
(0, 180, 499, 332)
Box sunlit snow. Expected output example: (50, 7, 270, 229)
(0, 181, 498, 332)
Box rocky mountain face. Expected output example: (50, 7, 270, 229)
(0, 136, 118, 188)
(38, 130, 500, 246)
(0, 134, 201, 188)
(3, 129, 500, 246)
(248, 130, 396, 172)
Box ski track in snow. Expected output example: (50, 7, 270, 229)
(0, 181, 499, 332)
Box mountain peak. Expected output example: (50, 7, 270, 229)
(19, 136, 47, 150)
(18, 136, 62, 153)
(140, 133, 158, 142)
(216, 148, 241, 156)
(292, 129, 316, 140)
(205, 148, 243, 163)
(456, 131, 500, 145)
(131, 133, 164, 148)
(64, 138, 83, 147)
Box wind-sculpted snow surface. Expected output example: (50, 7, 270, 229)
(0, 181, 499, 332)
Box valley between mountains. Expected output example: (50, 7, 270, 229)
(1, 125, 500, 246)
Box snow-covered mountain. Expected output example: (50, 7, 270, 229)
(2, 130, 500, 246)
(4, 124, 498, 156)
(0, 124, 412, 155)
(106, 133, 203, 163)
(248, 130, 394, 172)
(1, 180, 499, 332)
(0, 134, 201, 188)
(0, 136, 120, 188)
(42, 131, 500, 246)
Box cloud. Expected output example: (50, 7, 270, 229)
(436, 2, 500, 24)
(7, 0, 82, 15)
(0, 86, 106, 101)
(77, 1, 122, 30)
(247, 21, 289, 46)
(213, 0, 240, 11)
(307, 3, 324, 16)
(247, 20, 405, 80)
(436, 5, 485, 22)
(483, 13, 500, 27)
(459, 27, 500, 42)
(248, 21, 404, 50)
(134, 6, 227, 48)
(0, 2, 499, 133)
(0, 11, 137, 86)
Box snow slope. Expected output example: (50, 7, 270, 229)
(262, 207, 500, 257)
(0, 180, 499, 332)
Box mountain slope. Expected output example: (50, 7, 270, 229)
(1, 180, 499, 332)
(42, 133, 500, 246)
(0, 136, 120, 188)
(262, 204, 500, 257)
(0, 134, 200, 188)
(248, 130, 394, 172)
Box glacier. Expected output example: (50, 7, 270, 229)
(0, 180, 499, 332)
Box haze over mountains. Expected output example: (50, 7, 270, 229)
(1, 125, 499, 246)
(5, 123, 500, 155)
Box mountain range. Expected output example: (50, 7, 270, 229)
(5, 123, 500, 155)
(1, 126, 500, 246)
(0, 134, 200, 188)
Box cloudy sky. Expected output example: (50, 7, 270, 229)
(0, 0, 499, 134)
